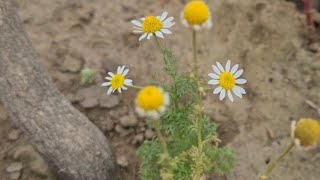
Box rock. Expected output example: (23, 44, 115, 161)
(115, 125, 134, 137)
(99, 94, 120, 108)
(309, 43, 320, 53)
(12, 145, 36, 161)
(119, 113, 138, 128)
(132, 134, 144, 145)
(98, 117, 114, 132)
(0, 104, 8, 120)
(109, 106, 129, 119)
(9, 172, 21, 180)
(116, 155, 129, 168)
(81, 98, 99, 108)
(145, 129, 154, 139)
(61, 55, 82, 73)
(8, 129, 20, 141)
(6, 162, 23, 173)
(30, 157, 49, 177)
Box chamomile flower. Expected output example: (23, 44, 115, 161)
(291, 118, 320, 150)
(101, 65, 133, 95)
(181, 0, 212, 30)
(135, 86, 170, 119)
(131, 11, 175, 41)
(208, 60, 247, 102)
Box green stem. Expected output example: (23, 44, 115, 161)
(260, 142, 295, 179)
(192, 29, 198, 78)
(154, 34, 163, 52)
(192, 29, 205, 180)
(127, 84, 143, 90)
(154, 119, 169, 154)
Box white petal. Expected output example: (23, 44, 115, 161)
(105, 77, 112, 80)
(107, 87, 113, 95)
(230, 64, 239, 74)
(147, 33, 153, 40)
(131, 20, 142, 27)
(133, 30, 143, 33)
(232, 87, 243, 98)
(133, 26, 142, 30)
(141, 18, 145, 21)
(160, 11, 168, 21)
(236, 79, 247, 84)
(161, 29, 172, 34)
(208, 73, 219, 79)
(118, 88, 122, 93)
(225, 60, 231, 72)
(208, 79, 219, 85)
(234, 69, 243, 78)
(219, 89, 226, 100)
(124, 79, 133, 86)
(122, 86, 128, 90)
(120, 66, 126, 74)
(101, 82, 111, 87)
(155, 31, 164, 38)
(227, 90, 234, 102)
(213, 86, 222, 94)
(163, 17, 174, 24)
(234, 86, 246, 95)
(108, 72, 114, 77)
(139, 33, 148, 41)
(163, 21, 175, 28)
(212, 65, 221, 75)
(122, 69, 129, 76)
(216, 62, 225, 72)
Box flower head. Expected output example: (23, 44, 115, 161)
(135, 86, 170, 119)
(291, 118, 320, 150)
(208, 60, 247, 102)
(101, 65, 133, 95)
(131, 11, 175, 41)
(181, 0, 212, 30)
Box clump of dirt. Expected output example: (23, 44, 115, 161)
(1, 0, 320, 179)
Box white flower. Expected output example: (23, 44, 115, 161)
(208, 60, 247, 102)
(135, 86, 170, 119)
(101, 65, 133, 95)
(131, 11, 175, 41)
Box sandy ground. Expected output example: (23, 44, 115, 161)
(1, 0, 320, 179)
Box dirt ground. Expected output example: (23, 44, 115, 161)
(1, 0, 320, 179)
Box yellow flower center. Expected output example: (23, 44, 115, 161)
(111, 74, 125, 89)
(137, 86, 165, 111)
(294, 118, 320, 147)
(219, 72, 236, 90)
(142, 16, 163, 33)
(183, 0, 210, 25)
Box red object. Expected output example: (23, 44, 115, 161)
(304, 0, 313, 35)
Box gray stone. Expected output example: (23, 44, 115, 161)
(145, 129, 154, 140)
(132, 134, 144, 145)
(30, 157, 49, 177)
(9, 172, 21, 180)
(6, 162, 23, 173)
(116, 155, 128, 168)
(109, 106, 128, 119)
(61, 55, 82, 73)
(81, 98, 99, 108)
(99, 94, 120, 108)
(119, 113, 138, 128)
(8, 129, 20, 141)
(115, 125, 134, 137)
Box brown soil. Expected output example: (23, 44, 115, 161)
(1, 0, 320, 179)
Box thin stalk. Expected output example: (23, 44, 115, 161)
(192, 29, 198, 78)
(192, 29, 205, 180)
(154, 34, 164, 52)
(153, 119, 169, 154)
(127, 84, 143, 90)
(260, 142, 295, 179)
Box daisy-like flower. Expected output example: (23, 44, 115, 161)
(101, 65, 133, 95)
(131, 11, 175, 41)
(135, 86, 170, 119)
(181, 0, 212, 30)
(208, 60, 247, 102)
(291, 118, 320, 150)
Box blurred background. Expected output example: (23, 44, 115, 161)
(1, 0, 320, 179)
